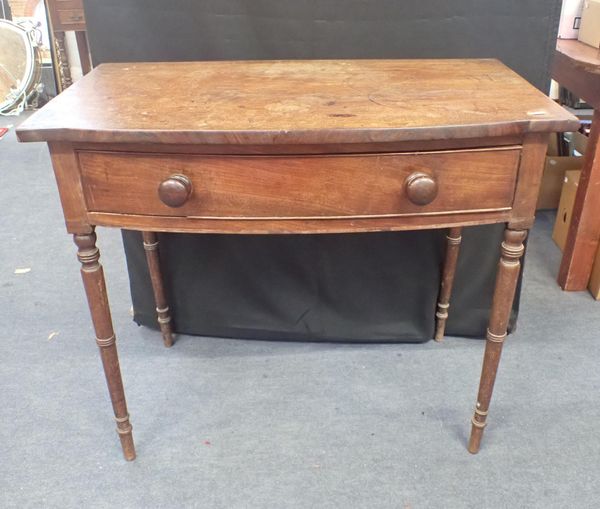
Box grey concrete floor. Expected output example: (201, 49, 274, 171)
(1, 114, 600, 508)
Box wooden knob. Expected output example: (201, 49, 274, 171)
(405, 171, 438, 206)
(158, 174, 192, 207)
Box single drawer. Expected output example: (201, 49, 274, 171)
(56, 9, 85, 26)
(77, 148, 521, 220)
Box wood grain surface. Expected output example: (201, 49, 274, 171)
(86, 210, 511, 235)
(78, 148, 520, 219)
(468, 228, 527, 454)
(17, 59, 578, 145)
(553, 40, 600, 109)
(558, 110, 600, 290)
(556, 39, 600, 71)
(19, 58, 578, 459)
(553, 41, 600, 290)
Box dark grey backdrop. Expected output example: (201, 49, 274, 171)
(82, 0, 561, 341)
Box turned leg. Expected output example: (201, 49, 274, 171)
(74, 230, 136, 461)
(468, 228, 527, 454)
(434, 227, 462, 341)
(142, 231, 174, 347)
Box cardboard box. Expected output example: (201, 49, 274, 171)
(588, 242, 600, 299)
(537, 156, 583, 209)
(579, 0, 600, 48)
(559, 0, 584, 39)
(547, 132, 560, 156)
(571, 130, 589, 156)
(552, 170, 581, 251)
(562, 130, 589, 155)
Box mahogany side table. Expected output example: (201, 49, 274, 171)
(16, 60, 578, 460)
(552, 39, 600, 291)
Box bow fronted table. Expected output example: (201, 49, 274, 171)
(17, 60, 577, 459)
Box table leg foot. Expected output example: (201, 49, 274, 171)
(74, 230, 136, 461)
(116, 415, 136, 461)
(434, 227, 462, 341)
(142, 232, 174, 347)
(467, 228, 526, 454)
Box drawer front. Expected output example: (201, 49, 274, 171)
(78, 148, 521, 219)
(56, 9, 85, 28)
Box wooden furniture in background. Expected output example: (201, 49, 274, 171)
(45, 0, 91, 91)
(552, 39, 600, 290)
(16, 60, 577, 460)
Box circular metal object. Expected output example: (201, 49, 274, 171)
(0, 20, 42, 113)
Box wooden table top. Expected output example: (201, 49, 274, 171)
(553, 39, 600, 110)
(17, 59, 578, 145)
(556, 39, 600, 71)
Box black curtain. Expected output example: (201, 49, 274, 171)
(83, 0, 559, 341)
